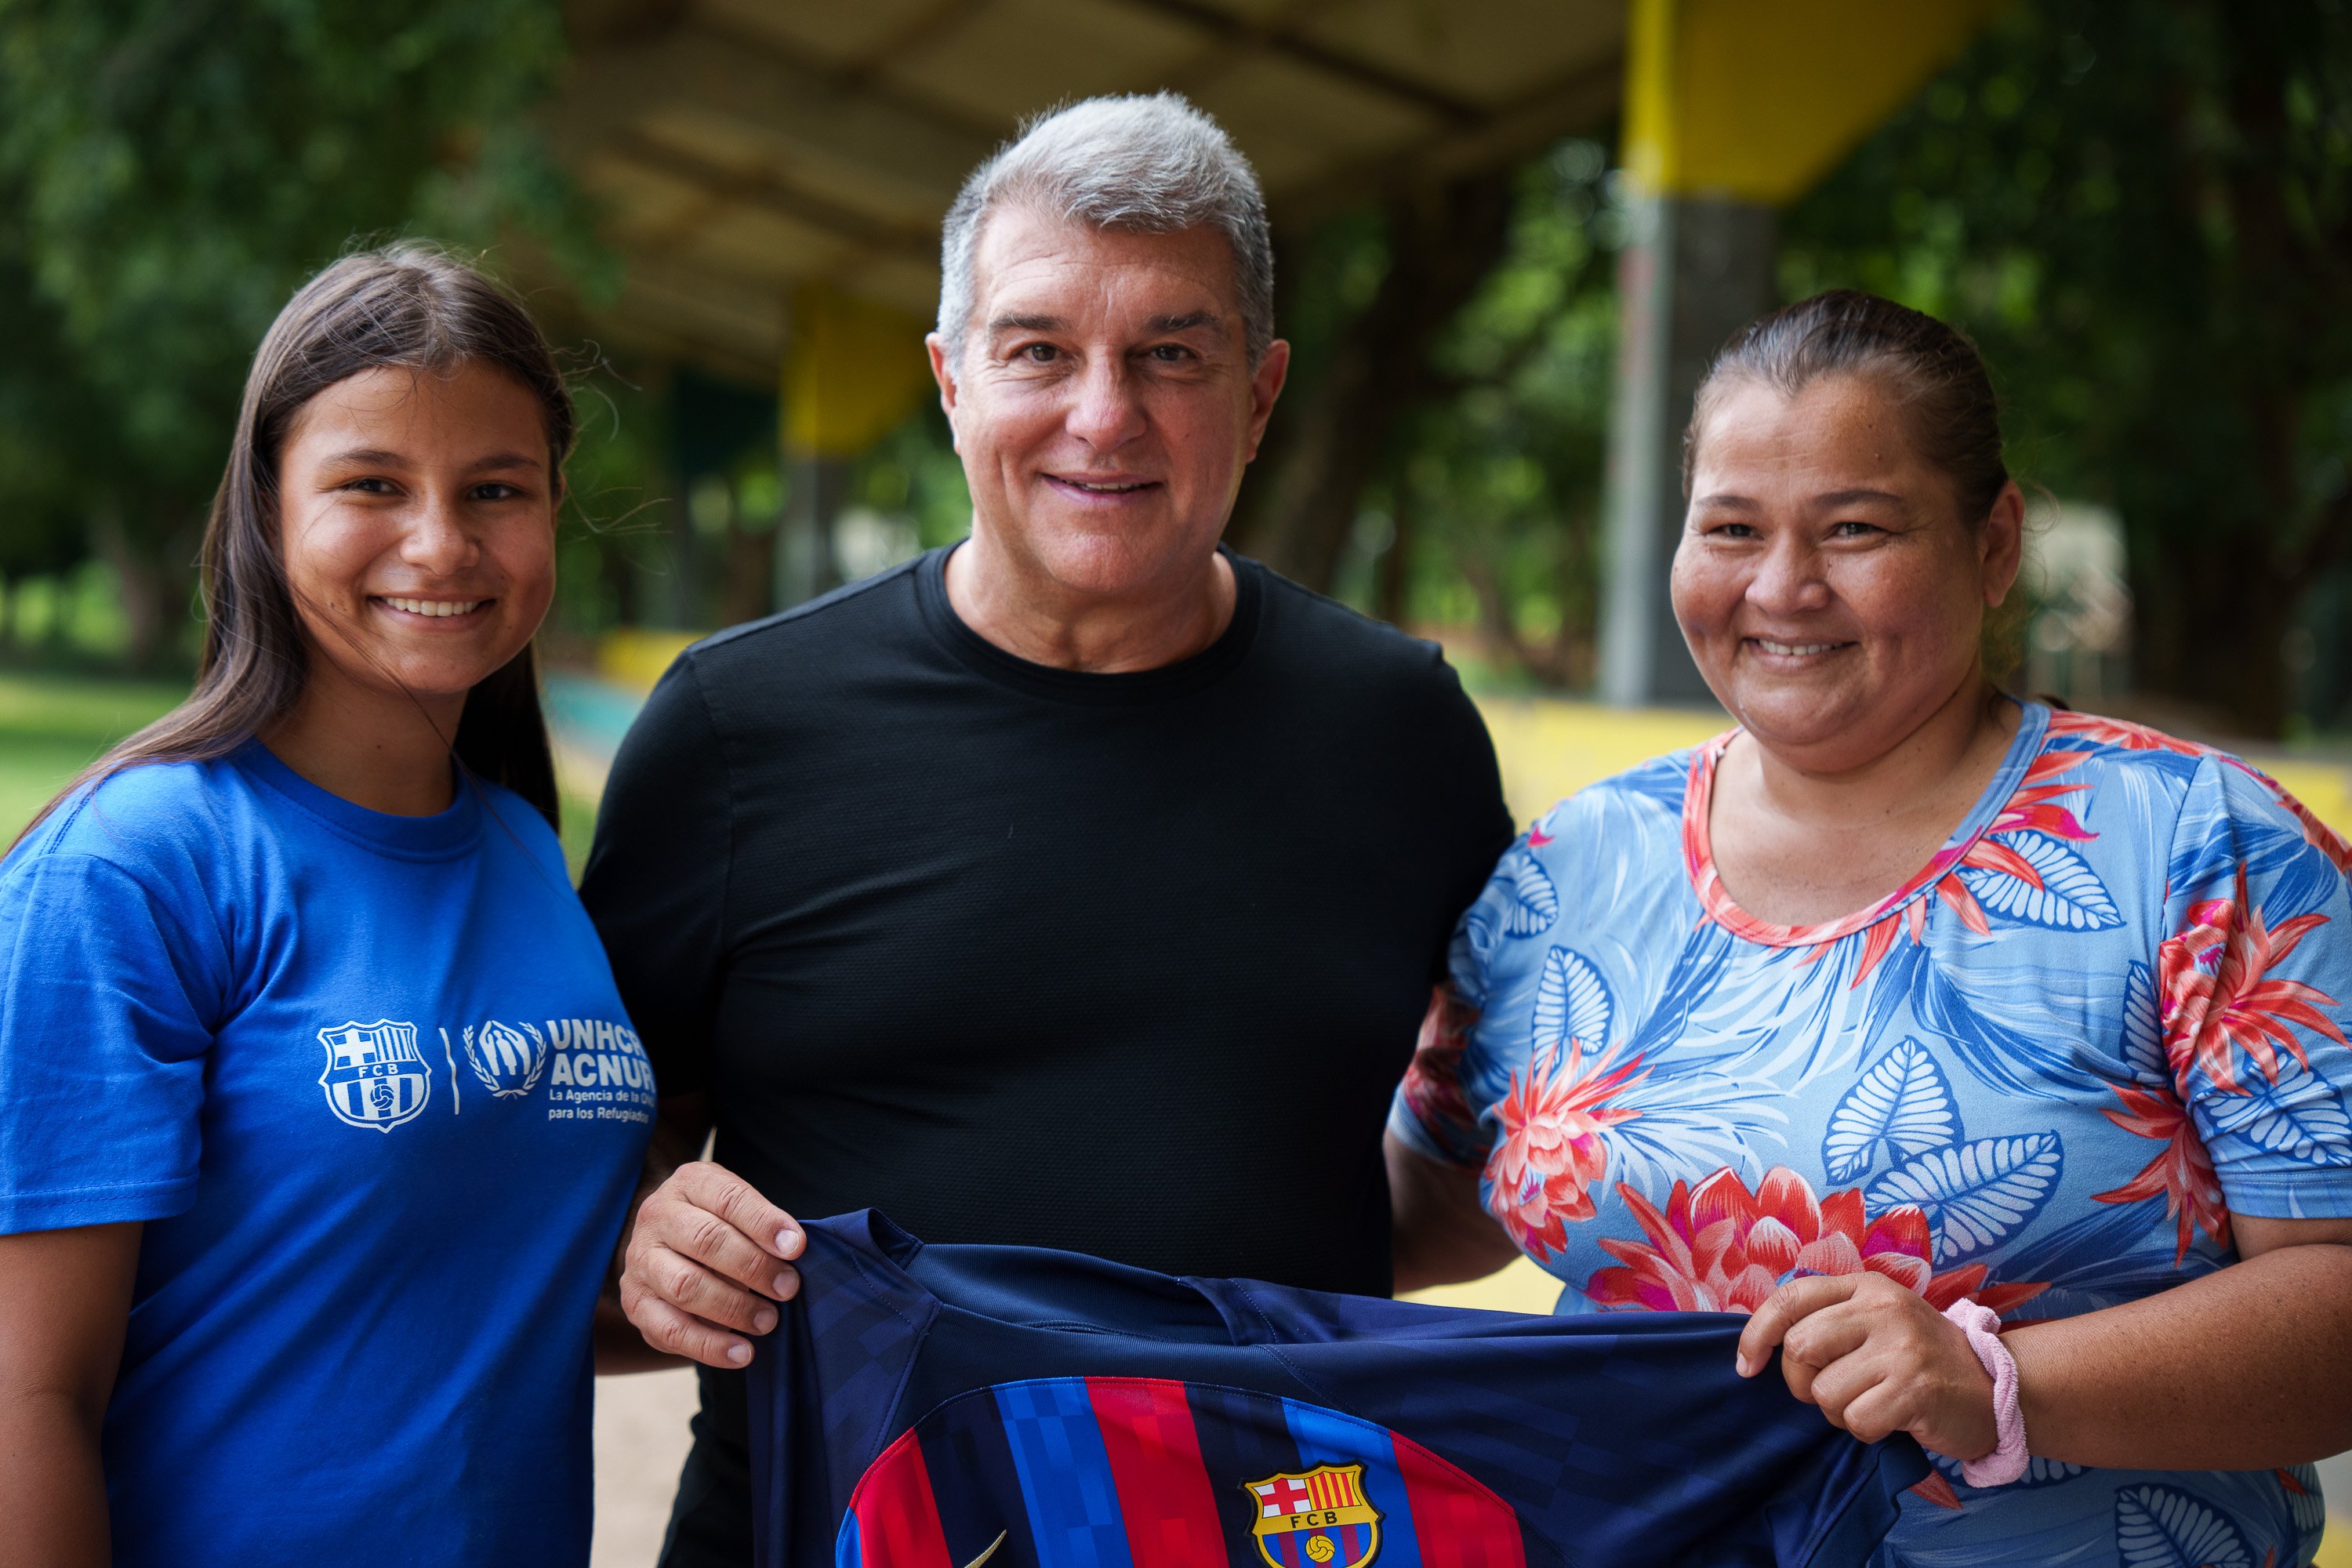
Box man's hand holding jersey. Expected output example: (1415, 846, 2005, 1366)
(619, 1148, 804, 1367)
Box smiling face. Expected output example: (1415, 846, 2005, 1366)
(1671, 373, 2022, 771)
(928, 206, 1288, 601)
(275, 361, 557, 712)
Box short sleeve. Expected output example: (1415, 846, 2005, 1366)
(2161, 754, 2352, 1219)
(1387, 847, 1520, 1169)
(0, 851, 218, 1232)
(578, 652, 731, 1098)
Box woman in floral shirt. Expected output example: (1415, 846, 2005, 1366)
(1388, 290, 2352, 1566)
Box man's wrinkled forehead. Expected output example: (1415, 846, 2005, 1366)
(967, 205, 1243, 344)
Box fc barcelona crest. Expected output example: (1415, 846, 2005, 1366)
(318, 1020, 431, 1131)
(1246, 1463, 1381, 1568)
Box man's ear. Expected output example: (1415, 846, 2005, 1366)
(925, 334, 962, 453)
(1243, 339, 1291, 463)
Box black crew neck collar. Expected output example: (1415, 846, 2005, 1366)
(913, 541, 1261, 706)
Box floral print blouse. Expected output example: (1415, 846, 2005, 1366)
(1391, 702, 2352, 1567)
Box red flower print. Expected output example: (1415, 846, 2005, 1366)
(1907, 1472, 1965, 1511)
(1582, 1166, 2046, 1316)
(2159, 866, 2347, 1094)
(1483, 1038, 1647, 1261)
(1399, 988, 1485, 1156)
(2091, 1082, 2230, 1263)
(2266, 782, 2352, 878)
(1986, 747, 2098, 842)
(2045, 710, 2351, 876)
(2042, 710, 2203, 757)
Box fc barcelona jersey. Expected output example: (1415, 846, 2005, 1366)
(747, 1212, 1927, 1568)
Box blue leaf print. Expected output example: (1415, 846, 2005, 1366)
(2201, 1054, 2352, 1167)
(1531, 946, 1613, 1053)
(1924, 1450, 2085, 1492)
(2067, 738, 2203, 782)
(1501, 853, 1559, 938)
(2119, 961, 2169, 1087)
(1820, 1038, 1962, 1183)
(1864, 1133, 2063, 1265)
(1464, 904, 1497, 961)
(2284, 1463, 2327, 1542)
(1994, 1200, 2216, 1311)
(1955, 830, 2124, 931)
(2170, 806, 2337, 935)
(1626, 924, 1740, 1073)
(1878, 938, 2105, 1098)
(2114, 1484, 2254, 1568)
(1607, 750, 1692, 815)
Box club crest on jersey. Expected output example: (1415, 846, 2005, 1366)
(318, 1020, 430, 1131)
(1246, 1463, 1381, 1568)
(462, 1019, 549, 1098)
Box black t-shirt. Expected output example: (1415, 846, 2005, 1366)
(579, 544, 1512, 1564)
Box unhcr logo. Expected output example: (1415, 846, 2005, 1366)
(462, 1020, 550, 1098)
(546, 1018, 656, 1092)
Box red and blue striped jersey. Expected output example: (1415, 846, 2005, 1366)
(750, 1212, 1927, 1568)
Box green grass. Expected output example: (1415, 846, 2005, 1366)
(0, 671, 187, 841)
(0, 670, 603, 881)
(558, 792, 599, 881)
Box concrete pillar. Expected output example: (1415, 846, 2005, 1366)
(1598, 196, 1777, 706)
(774, 281, 936, 608)
(775, 456, 846, 608)
(1597, 0, 2006, 705)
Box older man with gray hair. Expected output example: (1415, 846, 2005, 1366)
(584, 93, 1512, 1565)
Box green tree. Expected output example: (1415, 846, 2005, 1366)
(1385, 142, 1622, 684)
(1233, 138, 1625, 689)
(0, 0, 600, 665)
(1780, 0, 2352, 736)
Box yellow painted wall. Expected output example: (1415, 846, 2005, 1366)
(782, 282, 940, 461)
(1624, 0, 2009, 204)
(595, 627, 702, 694)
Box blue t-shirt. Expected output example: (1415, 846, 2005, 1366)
(0, 742, 655, 1566)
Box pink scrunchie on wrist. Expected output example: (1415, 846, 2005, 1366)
(1942, 1298, 2027, 1486)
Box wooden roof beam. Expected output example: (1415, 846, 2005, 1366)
(1275, 51, 1623, 227)
(548, 20, 997, 202)
(1115, 0, 1486, 128)
(601, 131, 943, 262)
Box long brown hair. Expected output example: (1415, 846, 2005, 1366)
(19, 244, 575, 845)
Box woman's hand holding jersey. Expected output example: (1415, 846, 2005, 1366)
(616, 1101, 805, 1367)
(1737, 1273, 1997, 1457)
(1739, 1217, 2352, 1471)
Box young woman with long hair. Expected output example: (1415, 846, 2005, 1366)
(0, 245, 664, 1566)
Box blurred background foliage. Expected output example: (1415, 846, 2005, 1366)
(0, 0, 601, 663)
(1780, 0, 2352, 737)
(0, 0, 2347, 739)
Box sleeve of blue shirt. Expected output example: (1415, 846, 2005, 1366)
(0, 835, 223, 1235)
(2161, 753, 2352, 1221)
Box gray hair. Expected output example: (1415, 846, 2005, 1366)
(935, 93, 1276, 368)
